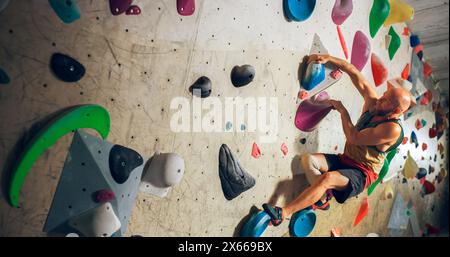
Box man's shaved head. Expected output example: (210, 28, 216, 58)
(375, 85, 413, 116)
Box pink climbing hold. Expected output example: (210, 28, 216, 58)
(351, 31, 371, 71)
(353, 197, 369, 227)
(371, 53, 388, 87)
(95, 189, 116, 203)
(332, 0, 353, 25)
(251, 142, 261, 159)
(330, 69, 342, 80)
(336, 26, 349, 59)
(419, 177, 426, 185)
(126, 5, 141, 15)
(177, 0, 195, 16)
(109, 0, 132, 16)
(295, 91, 333, 132)
(281, 143, 288, 156)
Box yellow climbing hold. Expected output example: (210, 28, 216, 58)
(382, 184, 394, 200)
(384, 0, 414, 26)
(403, 151, 418, 179)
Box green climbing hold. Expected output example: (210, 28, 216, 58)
(368, 149, 396, 196)
(8, 105, 110, 207)
(0, 67, 10, 84)
(388, 26, 401, 60)
(369, 0, 390, 38)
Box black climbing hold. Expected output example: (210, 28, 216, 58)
(219, 144, 255, 200)
(109, 145, 143, 184)
(50, 53, 85, 82)
(402, 178, 407, 184)
(189, 76, 212, 98)
(0, 68, 10, 84)
(300, 138, 307, 144)
(231, 65, 255, 87)
(416, 168, 427, 180)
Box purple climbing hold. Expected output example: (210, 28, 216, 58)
(177, 0, 195, 16)
(332, 0, 353, 25)
(351, 31, 371, 71)
(126, 5, 141, 15)
(295, 91, 333, 132)
(109, 0, 132, 16)
(95, 189, 116, 203)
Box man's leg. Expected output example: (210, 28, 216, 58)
(300, 153, 330, 184)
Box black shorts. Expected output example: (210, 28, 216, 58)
(323, 154, 367, 204)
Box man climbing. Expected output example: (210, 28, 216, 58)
(263, 54, 414, 226)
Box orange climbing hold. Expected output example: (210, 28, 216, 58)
(414, 44, 424, 54)
(353, 197, 369, 227)
(402, 137, 408, 144)
(298, 90, 309, 100)
(251, 142, 261, 159)
(401, 63, 410, 80)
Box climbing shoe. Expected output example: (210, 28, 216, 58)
(313, 191, 333, 211)
(262, 203, 283, 226)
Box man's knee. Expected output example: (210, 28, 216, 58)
(300, 153, 322, 184)
(318, 172, 347, 189)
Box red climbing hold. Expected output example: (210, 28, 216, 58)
(353, 197, 369, 227)
(281, 143, 288, 156)
(419, 177, 426, 184)
(252, 142, 261, 159)
(298, 90, 309, 100)
(337, 25, 349, 59)
(422, 143, 427, 151)
(95, 189, 116, 203)
(371, 53, 388, 87)
(422, 180, 435, 195)
(126, 5, 141, 15)
(429, 128, 437, 138)
(425, 223, 440, 236)
(402, 137, 408, 145)
(414, 44, 424, 54)
(402, 27, 410, 36)
(415, 119, 423, 130)
(423, 62, 432, 78)
(401, 64, 410, 80)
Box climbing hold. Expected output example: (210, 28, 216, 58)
(189, 76, 212, 98)
(289, 208, 316, 237)
(140, 152, 185, 197)
(336, 25, 349, 59)
(95, 189, 116, 203)
(429, 128, 437, 138)
(388, 27, 401, 60)
(331, 0, 353, 25)
(369, 0, 390, 38)
(438, 143, 444, 155)
(109, 145, 143, 184)
(366, 233, 379, 237)
(49, 0, 81, 24)
(403, 151, 419, 179)
(382, 184, 394, 200)
(219, 144, 255, 201)
(415, 119, 423, 130)
(281, 143, 288, 156)
(421, 119, 427, 127)
(251, 143, 261, 159)
(231, 65, 255, 87)
(298, 90, 309, 100)
(330, 69, 342, 80)
(0, 67, 10, 84)
(402, 27, 410, 36)
(414, 44, 424, 54)
(422, 143, 427, 151)
(371, 53, 388, 86)
(351, 31, 371, 71)
(422, 180, 435, 195)
(283, 0, 316, 22)
(240, 124, 246, 131)
(177, 0, 195, 16)
(416, 168, 427, 180)
(125, 5, 141, 15)
(423, 62, 432, 78)
(425, 223, 440, 236)
(402, 178, 407, 183)
(417, 51, 423, 60)
(300, 138, 307, 144)
(225, 121, 233, 131)
(330, 227, 342, 237)
(50, 53, 85, 83)
(428, 165, 435, 174)
(368, 148, 396, 196)
(410, 35, 420, 47)
(69, 202, 121, 237)
(401, 137, 408, 145)
(353, 197, 369, 227)
(109, 0, 132, 16)
(401, 64, 410, 80)
(8, 105, 110, 207)
(0, 0, 10, 13)
(383, 0, 414, 26)
(295, 91, 333, 132)
(301, 62, 325, 90)
(240, 210, 271, 237)
(437, 168, 447, 183)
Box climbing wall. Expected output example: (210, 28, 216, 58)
(0, 0, 447, 236)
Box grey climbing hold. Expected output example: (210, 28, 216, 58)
(241, 124, 246, 131)
(218, 144, 255, 200)
(0, 68, 10, 84)
(50, 53, 85, 82)
(189, 76, 212, 98)
(225, 121, 233, 131)
(231, 65, 255, 87)
(109, 145, 143, 184)
(68, 202, 121, 237)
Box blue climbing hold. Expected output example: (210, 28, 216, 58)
(241, 124, 246, 131)
(283, 0, 316, 22)
(289, 208, 316, 237)
(49, 0, 81, 24)
(410, 35, 420, 47)
(240, 210, 271, 237)
(301, 62, 325, 91)
(0, 68, 10, 84)
(225, 122, 233, 131)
